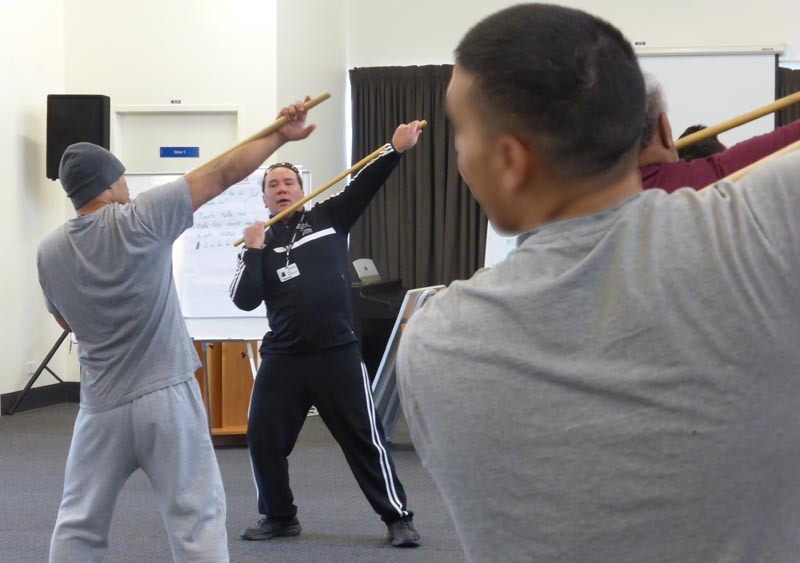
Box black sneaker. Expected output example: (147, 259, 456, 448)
(240, 516, 302, 541)
(387, 519, 421, 547)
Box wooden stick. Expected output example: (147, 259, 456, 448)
(211, 92, 331, 162)
(699, 139, 800, 192)
(234, 119, 428, 247)
(675, 91, 800, 150)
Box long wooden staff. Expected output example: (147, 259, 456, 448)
(699, 139, 800, 192)
(675, 92, 800, 150)
(233, 120, 428, 247)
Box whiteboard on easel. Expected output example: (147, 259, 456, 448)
(126, 166, 311, 340)
(180, 172, 267, 318)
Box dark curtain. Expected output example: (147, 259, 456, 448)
(776, 66, 800, 126)
(348, 65, 487, 289)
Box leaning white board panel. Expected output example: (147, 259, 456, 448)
(485, 51, 778, 267)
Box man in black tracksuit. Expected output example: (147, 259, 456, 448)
(230, 114, 422, 547)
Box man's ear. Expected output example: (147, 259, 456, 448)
(495, 134, 533, 196)
(657, 113, 675, 151)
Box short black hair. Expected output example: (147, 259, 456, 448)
(455, 3, 645, 181)
(262, 162, 303, 193)
(677, 125, 726, 161)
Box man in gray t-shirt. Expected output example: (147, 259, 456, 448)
(38, 100, 315, 562)
(38, 176, 201, 413)
(397, 5, 800, 563)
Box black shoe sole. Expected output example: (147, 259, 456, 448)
(240, 524, 302, 541)
(391, 538, 421, 548)
(389, 533, 421, 548)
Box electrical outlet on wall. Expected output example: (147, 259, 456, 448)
(26, 361, 38, 375)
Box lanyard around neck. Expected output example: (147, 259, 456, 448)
(285, 212, 305, 267)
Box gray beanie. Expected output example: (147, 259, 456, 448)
(59, 142, 126, 209)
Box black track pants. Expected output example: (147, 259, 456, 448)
(246, 343, 412, 524)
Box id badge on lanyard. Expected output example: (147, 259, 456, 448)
(277, 213, 304, 283)
(277, 263, 300, 282)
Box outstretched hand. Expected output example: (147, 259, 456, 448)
(277, 96, 316, 143)
(392, 121, 424, 153)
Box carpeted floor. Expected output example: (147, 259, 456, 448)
(0, 403, 466, 562)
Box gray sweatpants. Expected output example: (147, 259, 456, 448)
(49, 379, 229, 563)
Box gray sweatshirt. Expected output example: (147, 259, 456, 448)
(398, 152, 800, 563)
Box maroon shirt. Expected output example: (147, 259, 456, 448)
(640, 120, 800, 192)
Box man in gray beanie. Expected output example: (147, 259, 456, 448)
(37, 99, 315, 563)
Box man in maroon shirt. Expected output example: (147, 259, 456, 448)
(639, 79, 800, 192)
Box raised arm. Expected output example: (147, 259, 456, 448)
(318, 121, 422, 233)
(645, 120, 800, 192)
(186, 98, 316, 212)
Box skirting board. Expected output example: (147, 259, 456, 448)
(0, 382, 80, 415)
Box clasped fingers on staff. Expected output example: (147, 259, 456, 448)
(392, 120, 424, 153)
(243, 221, 267, 249)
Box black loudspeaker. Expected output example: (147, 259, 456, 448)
(46, 94, 111, 180)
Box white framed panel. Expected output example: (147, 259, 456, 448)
(112, 105, 240, 174)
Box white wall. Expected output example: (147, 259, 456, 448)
(0, 0, 68, 394)
(65, 0, 278, 144)
(275, 0, 349, 189)
(63, 0, 348, 188)
(0, 1, 70, 398)
(347, 0, 800, 67)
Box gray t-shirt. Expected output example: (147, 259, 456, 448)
(37, 179, 201, 413)
(397, 152, 800, 563)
